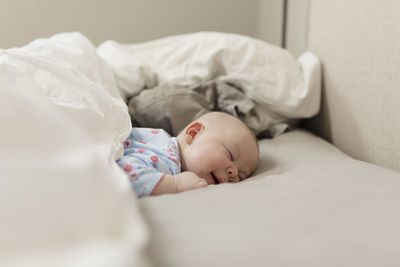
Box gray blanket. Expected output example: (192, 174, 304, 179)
(128, 82, 295, 138)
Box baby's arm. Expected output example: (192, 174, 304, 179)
(151, 171, 208, 195)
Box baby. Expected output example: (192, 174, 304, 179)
(117, 112, 259, 197)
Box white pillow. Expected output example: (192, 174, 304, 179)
(0, 32, 150, 267)
(97, 31, 321, 119)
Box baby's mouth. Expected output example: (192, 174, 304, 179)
(211, 172, 220, 184)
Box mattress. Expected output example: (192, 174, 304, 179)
(140, 129, 400, 267)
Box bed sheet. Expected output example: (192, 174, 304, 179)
(139, 129, 400, 267)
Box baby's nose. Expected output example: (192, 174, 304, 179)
(226, 166, 238, 179)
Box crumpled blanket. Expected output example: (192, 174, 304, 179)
(97, 32, 321, 138)
(0, 32, 150, 267)
(128, 81, 294, 138)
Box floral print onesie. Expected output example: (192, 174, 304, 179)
(117, 128, 181, 197)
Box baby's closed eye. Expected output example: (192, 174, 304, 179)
(224, 146, 233, 161)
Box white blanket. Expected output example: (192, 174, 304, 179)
(0, 33, 150, 267)
(97, 32, 321, 122)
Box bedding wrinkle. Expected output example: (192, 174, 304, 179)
(140, 130, 400, 267)
(8, 50, 109, 117)
(128, 81, 287, 138)
(1, 32, 149, 267)
(97, 32, 321, 139)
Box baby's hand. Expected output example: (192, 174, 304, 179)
(174, 172, 208, 193)
(151, 172, 207, 196)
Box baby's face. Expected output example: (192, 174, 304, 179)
(180, 118, 258, 185)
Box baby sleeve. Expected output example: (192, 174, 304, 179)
(117, 155, 165, 197)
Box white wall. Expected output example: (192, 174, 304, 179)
(256, 0, 284, 46)
(0, 0, 258, 48)
(286, 0, 309, 57)
(256, 0, 311, 57)
(1, 0, 309, 57)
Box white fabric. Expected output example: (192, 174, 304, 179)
(97, 31, 321, 119)
(140, 129, 400, 267)
(0, 32, 151, 267)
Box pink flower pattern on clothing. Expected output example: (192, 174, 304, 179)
(117, 128, 181, 197)
(124, 164, 133, 172)
(167, 142, 180, 166)
(124, 140, 131, 148)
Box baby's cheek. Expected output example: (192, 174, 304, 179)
(183, 150, 203, 172)
(207, 153, 228, 170)
(194, 149, 215, 163)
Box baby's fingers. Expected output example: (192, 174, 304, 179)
(197, 179, 208, 188)
(189, 177, 207, 190)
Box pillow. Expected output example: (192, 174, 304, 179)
(0, 32, 151, 267)
(97, 32, 321, 136)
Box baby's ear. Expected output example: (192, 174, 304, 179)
(185, 122, 204, 145)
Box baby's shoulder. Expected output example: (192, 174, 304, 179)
(131, 128, 171, 143)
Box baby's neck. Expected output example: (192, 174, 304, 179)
(176, 135, 187, 171)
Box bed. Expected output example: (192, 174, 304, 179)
(1, 1, 399, 267)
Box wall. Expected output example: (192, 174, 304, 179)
(1, 0, 310, 57)
(256, 0, 284, 47)
(257, 0, 310, 57)
(1, 0, 312, 56)
(0, 0, 258, 48)
(305, 0, 400, 171)
(285, 0, 309, 57)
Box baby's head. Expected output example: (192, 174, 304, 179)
(177, 112, 259, 185)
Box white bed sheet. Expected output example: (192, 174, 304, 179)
(0, 32, 151, 267)
(140, 129, 400, 267)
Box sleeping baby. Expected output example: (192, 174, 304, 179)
(117, 112, 259, 197)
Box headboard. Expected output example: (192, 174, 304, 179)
(304, 0, 400, 171)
